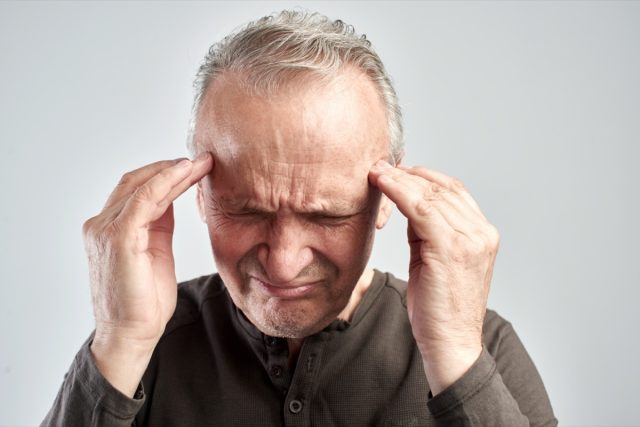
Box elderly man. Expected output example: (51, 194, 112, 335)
(43, 11, 556, 426)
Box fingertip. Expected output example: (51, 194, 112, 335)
(367, 172, 377, 187)
(368, 172, 390, 189)
(195, 151, 212, 163)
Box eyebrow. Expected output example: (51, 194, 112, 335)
(216, 196, 371, 217)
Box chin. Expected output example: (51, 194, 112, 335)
(249, 301, 335, 338)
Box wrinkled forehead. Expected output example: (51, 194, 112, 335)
(205, 141, 378, 215)
(195, 69, 389, 164)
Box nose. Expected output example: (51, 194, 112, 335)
(257, 217, 314, 284)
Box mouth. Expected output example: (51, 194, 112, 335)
(251, 276, 320, 299)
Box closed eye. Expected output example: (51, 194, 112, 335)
(306, 213, 356, 226)
(225, 210, 270, 221)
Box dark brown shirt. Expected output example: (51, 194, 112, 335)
(42, 270, 557, 426)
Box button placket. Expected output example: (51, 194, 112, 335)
(283, 333, 330, 425)
(263, 335, 290, 395)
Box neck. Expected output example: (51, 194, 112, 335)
(286, 268, 375, 368)
(337, 268, 374, 322)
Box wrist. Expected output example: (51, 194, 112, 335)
(90, 333, 158, 398)
(418, 340, 482, 396)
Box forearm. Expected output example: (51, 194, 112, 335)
(427, 347, 532, 426)
(41, 335, 145, 427)
(422, 311, 558, 427)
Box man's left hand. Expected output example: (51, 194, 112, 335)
(369, 160, 500, 395)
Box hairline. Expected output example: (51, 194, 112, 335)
(192, 66, 393, 160)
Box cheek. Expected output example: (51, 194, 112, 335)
(206, 215, 260, 268)
(320, 221, 376, 268)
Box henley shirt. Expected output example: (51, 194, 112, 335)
(42, 270, 557, 426)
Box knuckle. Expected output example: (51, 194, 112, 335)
(81, 217, 96, 237)
(103, 221, 128, 245)
(125, 183, 171, 220)
(132, 184, 155, 204)
(82, 216, 108, 244)
(118, 171, 136, 187)
(487, 224, 501, 247)
(414, 199, 434, 217)
(451, 236, 473, 262)
(450, 177, 466, 191)
(422, 183, 443, 201)
(157, 166, 179, 182)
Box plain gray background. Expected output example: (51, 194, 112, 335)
(0, 1, 638, 426)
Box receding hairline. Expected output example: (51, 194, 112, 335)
(186, 10, 404, 164)
(193, 66, 391, 157)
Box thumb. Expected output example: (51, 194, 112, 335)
(147, 202, 175, 257)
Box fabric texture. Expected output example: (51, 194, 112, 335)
(42, 270, 557, 426)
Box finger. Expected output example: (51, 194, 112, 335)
(370, 162, 473, 228)
(160, 152, 214, 208)
(118, 152, 213, 230)
(106, 152, 213, 223)
(147, 202, 175, 256)
(103, 159, 187, 211)
(385, 167, 483, 225)
(398, 165, 485, 219)
(370, 163, 470, 242)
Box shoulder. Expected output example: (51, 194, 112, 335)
(377, 270, 409, 307)
(163, 273, 227, 336)
(481, 309, 518, 353)
(373, 270, 515, 346)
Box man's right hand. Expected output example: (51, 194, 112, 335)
(82, 152, 213, 397)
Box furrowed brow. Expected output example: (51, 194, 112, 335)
(311, 198, 371, 216)
(215, 195, 371, 216)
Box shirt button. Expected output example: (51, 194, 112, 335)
(289, 399, 303, 414)
(270, 365, 283, 378)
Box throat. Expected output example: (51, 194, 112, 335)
(337, 268, 374, 322)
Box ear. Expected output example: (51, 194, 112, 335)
(375, 194, 393, 229)
(196, 182, 207, 223)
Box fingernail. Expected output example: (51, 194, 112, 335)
(196, 151, 210, 162)
(376, 160, 392, 168)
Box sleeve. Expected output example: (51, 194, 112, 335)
(40, 334, 145, 427)
(426, 310, 558, 426)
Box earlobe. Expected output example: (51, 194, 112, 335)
(375, 194, 393, 229)
(196, 183, 207, 223)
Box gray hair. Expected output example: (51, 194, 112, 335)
(186, 10, 403, 164)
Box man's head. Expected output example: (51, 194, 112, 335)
(189, 11, 403, 338)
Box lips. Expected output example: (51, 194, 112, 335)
(252, 276, 320, 299)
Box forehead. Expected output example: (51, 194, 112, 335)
(197, 69, 388, 159)
(197, 69, 388, 212)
